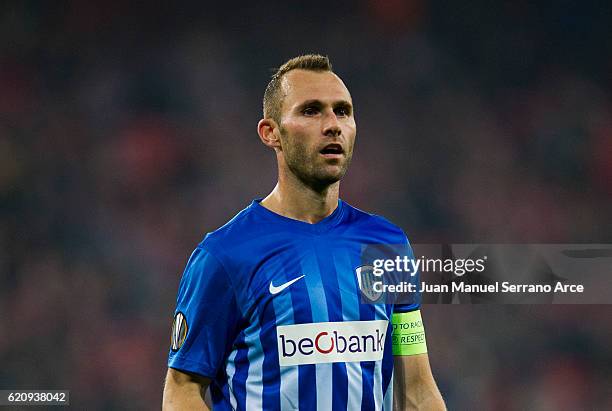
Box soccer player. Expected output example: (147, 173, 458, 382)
(163, 55, 445, 410)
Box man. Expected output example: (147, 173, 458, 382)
(163, 54, 445, 410)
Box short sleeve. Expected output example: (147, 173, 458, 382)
(168, 246, 242, 378)
(393, 234, 421, 313)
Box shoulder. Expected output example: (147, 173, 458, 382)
(340, 200, 409, 244)
(196, 201, 262, 253)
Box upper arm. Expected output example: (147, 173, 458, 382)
(391, 307, 445, 410)
(167, 246, 242, 379)
(166, 367, 211, 390)
(163, 368, 211, 410)
(393, 354, 446, 410)
(393, 353, 436, 388)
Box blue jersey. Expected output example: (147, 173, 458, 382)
(168, 199, 419, 411)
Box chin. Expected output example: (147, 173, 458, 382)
(290, 161, 348, 189)
(312, 171, 345, 186)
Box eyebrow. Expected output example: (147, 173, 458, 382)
(296, 99, 353, 112)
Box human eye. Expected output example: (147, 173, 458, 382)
(302, 106, 319, 116)
(335, 106, 351, 117)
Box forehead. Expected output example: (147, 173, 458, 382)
(280, 70, 352, 109)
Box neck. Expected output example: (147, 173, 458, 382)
(261, 169, 340, 224)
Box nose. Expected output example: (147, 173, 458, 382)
(322, 112, 341, 138)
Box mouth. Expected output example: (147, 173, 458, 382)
(319, 143, 344, 158)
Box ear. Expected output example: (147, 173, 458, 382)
(257, 118, 282, 149)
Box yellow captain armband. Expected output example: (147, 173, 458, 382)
(392, 310, 428, 356)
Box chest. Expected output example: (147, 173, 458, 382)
(235, 237, 389, 327)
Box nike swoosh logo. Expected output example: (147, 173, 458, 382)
(269, 275, 305, 295)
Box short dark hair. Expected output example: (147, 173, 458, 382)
(263, 54, 333, 123)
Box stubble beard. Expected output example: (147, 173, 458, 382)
(283, 137, 353, 193)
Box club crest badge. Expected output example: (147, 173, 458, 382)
(355, 265, 383, 302)
(171, 311, 188, 351)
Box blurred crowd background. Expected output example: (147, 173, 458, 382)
(1, 1, 611, 409)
